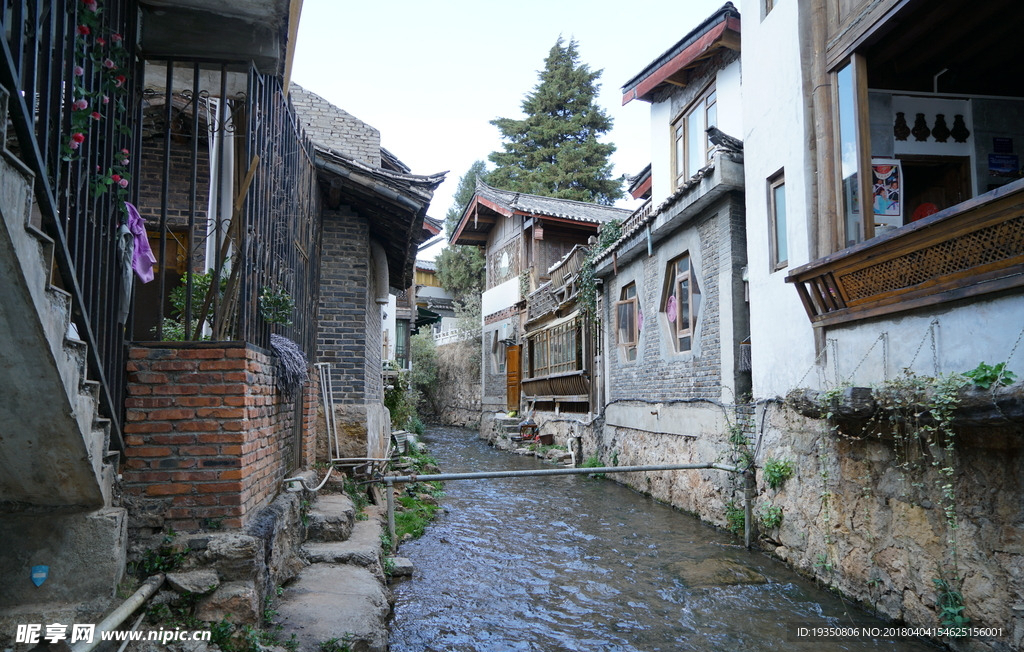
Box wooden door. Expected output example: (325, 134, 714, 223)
(505, 344, 521, 412)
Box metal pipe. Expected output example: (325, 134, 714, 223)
(70, 573, 165, 652)
(385, 462, 743, 485)
(386, 477, 397, 550)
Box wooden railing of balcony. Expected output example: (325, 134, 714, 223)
(521, 369, 589, 401)
(787, 179, 1024, 327)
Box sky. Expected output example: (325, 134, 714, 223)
(291, 0, 730, 256)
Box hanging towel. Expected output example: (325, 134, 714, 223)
(115, 221, 135, 325)
(125, 201, 156, 283)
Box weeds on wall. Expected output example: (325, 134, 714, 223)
(578, 218, 622, 320)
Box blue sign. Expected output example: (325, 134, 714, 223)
(31, 565, 48, 587)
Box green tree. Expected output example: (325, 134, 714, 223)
(488, 37, 624, 205)
(436, 161, 488, 298)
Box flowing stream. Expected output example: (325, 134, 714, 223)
(388, 425, 940, 651)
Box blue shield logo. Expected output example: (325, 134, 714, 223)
(31, 565, 48, 587)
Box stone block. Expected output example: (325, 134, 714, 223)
(305, 494, 355, 542)
(166, 569, 220, 595)
(194, 580, 258, 625)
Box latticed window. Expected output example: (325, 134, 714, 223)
(528, 317, 581, 378)
(615, 282, 639, 361)
(662, 254, 701, 352)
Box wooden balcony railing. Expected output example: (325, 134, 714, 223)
(521, 369, 589, 401)
(787, 179, 1024, 327)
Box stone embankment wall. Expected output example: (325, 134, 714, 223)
(122, 343, 317, 533)
(433, 339, 481, 428)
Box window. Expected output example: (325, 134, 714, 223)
(614, 283, 639, 361)
(395, 320, 409, 369)
(764, 0, 775, 16)
(768, 171, 788, 270)
(662, 254, 701, 353)
(672, 86, 717, 187)
(529, 318, 582, 377)
(490, 330, 506, 374)
(834, 58, 872, 247)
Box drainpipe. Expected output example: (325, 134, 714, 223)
(70, 573, 165, 652)
(370, 240, 390, 306)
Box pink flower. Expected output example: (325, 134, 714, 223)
(69, 140, 80, 150)
(73, 98, 88, 110)
(103, 58, 115, 70)
(110, 33, 122, 43)
(121, 148, 130, 156)
(84, 0, 98, 12)
(96, 165, 101, 172)
(77, 25, 90, 36)
(120, 158, 129, 166)
(114, 75, 126, 88)
(74, 65, 84, 76)
(90, 111, 101, 120)
(102, 95, 110, 105)
(118, 178, 129, 188)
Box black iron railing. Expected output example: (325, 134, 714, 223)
(136, 60, 320, 359)
(2, 0, 141, 450)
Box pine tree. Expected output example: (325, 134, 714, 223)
(488, 37, 623, 205)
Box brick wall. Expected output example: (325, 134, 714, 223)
(290, 84, 380, 167)
(122, 343, 316, 532)
(604, 194, 747, 404)
(317, 208, 371, 403)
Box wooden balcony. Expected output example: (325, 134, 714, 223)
(787, 179, 1024, 327)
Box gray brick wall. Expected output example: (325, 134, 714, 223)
(290, 84, 381, 167)
(317, 207, 371, 402)
(604, 194, 746, 403)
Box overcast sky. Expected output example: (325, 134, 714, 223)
(291, 0, 729, 252)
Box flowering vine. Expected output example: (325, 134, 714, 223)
(63, 0, 132, 205)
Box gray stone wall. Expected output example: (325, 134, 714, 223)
(290, 84, 380, 167)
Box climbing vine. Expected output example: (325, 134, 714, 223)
(578, 218, 622, 320)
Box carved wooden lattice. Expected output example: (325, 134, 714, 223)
(841, 215, 1024, 302)
(487, 239, 521, 289)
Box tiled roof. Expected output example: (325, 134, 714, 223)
(474, 180, 630, 225)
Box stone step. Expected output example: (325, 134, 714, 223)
(302, 517, 383, 578)
(276, 564, 390, 652)
(304, 494, 355, 543)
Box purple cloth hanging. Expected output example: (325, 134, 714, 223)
(125, 202, 156, 283)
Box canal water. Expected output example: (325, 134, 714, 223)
(388, 425, 939, 651)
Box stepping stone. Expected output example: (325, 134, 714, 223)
(305, 494, 355, 542)
(276, 564, 390, 652)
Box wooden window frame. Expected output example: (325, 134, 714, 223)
(830, 53, 874, 250)
(491, 330, 507, 374)
(671, 84, 717, 189)
(768, 170, 788, 271)
(662, 254, 700, 353)
(614, 283, 638, 362)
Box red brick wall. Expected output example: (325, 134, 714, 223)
(122, 342, 317, 531)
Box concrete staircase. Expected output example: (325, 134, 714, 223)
(0, 86, 117, 508)
(276, 494, 393, 652)
(0, 86, 125, 625)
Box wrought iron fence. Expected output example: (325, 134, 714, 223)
(2, 0, 141, 450)
(137, 60, 320, 359)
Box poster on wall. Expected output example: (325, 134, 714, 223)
(871, 158, 902, 228)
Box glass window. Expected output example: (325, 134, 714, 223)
(662, 255, 701, 353)
(673, 85, 717, 188)
(615, 283, 639, 362)
(769, 172, 788, 270)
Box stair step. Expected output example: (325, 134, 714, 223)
(305, 494, 356, 543)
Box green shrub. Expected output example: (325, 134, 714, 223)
(763, 457, 795, 490)
(756, 502, 783, 530)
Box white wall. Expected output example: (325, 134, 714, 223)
(481, 276, 520, 318)
(740, 0, 819, 398)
